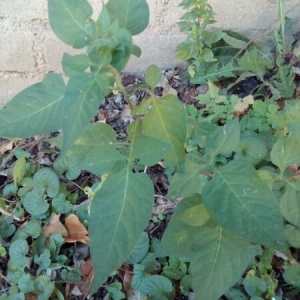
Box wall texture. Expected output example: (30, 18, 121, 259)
(1, 0, 300, 106)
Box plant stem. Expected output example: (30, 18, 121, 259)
(108, 66, 134, 110)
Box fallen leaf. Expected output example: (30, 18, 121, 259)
(234, 95, 254, 115)
(120, 105, 133, 123)
(42, 213, 68, 237)
(64, 214, 89, 244)
(0, 141, 13, 155)
(118, 263, 132, 291)
(78, 258, 94, 296)
(25, 292, 38, 300)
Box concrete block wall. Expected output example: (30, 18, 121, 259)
(1, 0, 300, 106)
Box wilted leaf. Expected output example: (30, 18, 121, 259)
(42, 214, 68, 237)
(64, 214, 89, 244)
(0, 141, 13, 155)
(78, 258, 93, 296)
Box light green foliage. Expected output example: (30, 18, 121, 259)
(1, 0, 300, 299)
(132, 264, 174, 299)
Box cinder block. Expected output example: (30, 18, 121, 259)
(0, 0, 47, 19)
(0, 73, 45, 108)
(0, 19, 35, 72)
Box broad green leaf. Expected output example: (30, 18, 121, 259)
(131, 44, 142, 57)
(52, 194, 72, 214)
(280, 184, 300, 228)
(179, 204, 210, 227)
(284, 101, 300, 134)
(0, 216, 16, 238)
(222, 32, 248, 49)
(12, 219, 42, 242)
(145, 65, 162, 91)
(203, 30, 225, 47)
(48, 0, 95, 48)
(3, 183, 18, 197)
(106, 0, 149, 35)
(106, 282, 126, 300)
(131, 135, 171, 166)
(187, 118, 217, 148)
(283, 265, 300, 288)
(33, 168, 59, 198)
(132, 264, 173, 300)
(142, 95, 187, 166)
(190, 226, 249, 300)
(9, 239, 29, 268)
(235, 136, 268, 166)
(202, 160, 286, 250)
(271, 134, 300, 175)
(18, 274, 34, 294)
(61, 72, 109, 155)
(126, 232, 149, 264)
(163, 257, 187, 280)
(0, 74, 65, 138)
(110, 27, 133, 71)
(180, 275, 192, 296)
(96, 4, 111, 33)
(65, 123, 126, 175)
(33, 275, 54, 300)
(206, 118, 240, 159)
(53, 156, 81, 180)
(89, 169, 154, 294)
(243, 276, 267, 297)
(284, 224, 300, 248)
(158, 195, 203, 257)
(62, 53, 90, 76)
(13, 156, 26, 187)
(131, 99, 152, 116)
(168, 160, 206, 198)
(22, 191, 49, 216)
(225, 288, 247, 300)
(34, 249, 51, 271)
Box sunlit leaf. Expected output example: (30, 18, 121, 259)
(190, 226, 249, 300)
(0, 74, 65, 138)
(89, 169, 154, 294)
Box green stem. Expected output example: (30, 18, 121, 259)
(108, 66, 134, 110)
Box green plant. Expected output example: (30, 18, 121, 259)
(178, 0, 297, 101)
(1, 0, 300, 299)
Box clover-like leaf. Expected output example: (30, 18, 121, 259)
(53, 156, 81, 180)
(22, 191, 49, 216)
(33, 168, 59, 198)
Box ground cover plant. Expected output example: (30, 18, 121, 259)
(1, 0, 300, 299)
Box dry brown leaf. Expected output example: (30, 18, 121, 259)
(25, 292, 38, 300)
(162, 82, 178, 97)
(234, 95, 254, 115)
(118, 263, 132, 291)
(64, 214, 89, 244)
(42, 213, 68, 238)
(120, 105, 133, 123)
(0, 141, 13, 155)
(78, 258, 94, 296)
